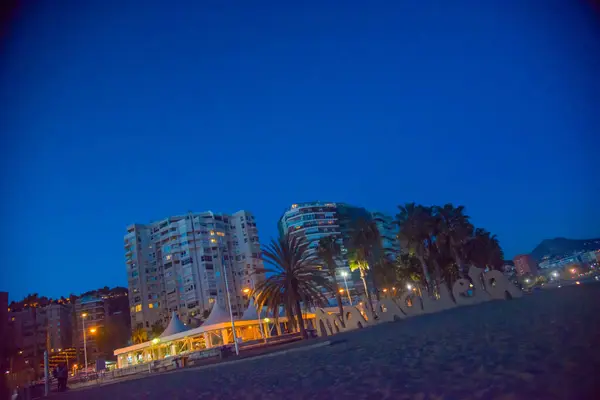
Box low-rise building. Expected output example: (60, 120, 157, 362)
(8, 307, 48, 375)
(513, 254, 538, 276)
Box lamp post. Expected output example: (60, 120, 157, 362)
(81, 313, 88, 373)
(217, 236, 239, 356)
(340, 270, 352, 305)
(243, 287, 265, 342)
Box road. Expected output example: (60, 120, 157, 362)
(58, 284, 600, 399)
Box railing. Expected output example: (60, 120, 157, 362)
(69, 337, 305, 389)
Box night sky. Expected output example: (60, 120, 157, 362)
(1, 1, 599, 301)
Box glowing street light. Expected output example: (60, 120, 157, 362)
(242, 288, 251, 295)
(406, 283, 413, 290)
(382, 288, 388, 293)
(339, 270, 352, 305)
(89, 328, 97, 334)
(81, 313, 90, 373)
(338, 288, 344, 294)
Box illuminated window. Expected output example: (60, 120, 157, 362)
(135, 304, 142, 312)
(148, 303, 153, 309)
(291, 204, 297, 209)
(210, 231, 215, 236)
(166, 255, 172, 261)
(210, 238, 217, 243)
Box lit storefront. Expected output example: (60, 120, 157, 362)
(114, 303, 315, 369)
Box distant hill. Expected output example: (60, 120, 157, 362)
(530, 237, 600, 261)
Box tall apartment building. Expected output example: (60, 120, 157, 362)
(125, 210, 264, 334)
(278, 202, 373, 297)
(1, 292, 8, 398)
(73, 289, 130, 364)
(74, 296, 105, 365)
(46, 303, 72, 352)
(370, 211, 400, 261)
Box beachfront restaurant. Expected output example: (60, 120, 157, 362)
(114, 302, 316, 369)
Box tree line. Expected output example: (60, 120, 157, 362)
(252, 203, 504, 339)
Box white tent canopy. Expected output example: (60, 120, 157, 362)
(201, 303, 230, 326)
(240, 299, 270, 320)
(160, 311, 189, 337)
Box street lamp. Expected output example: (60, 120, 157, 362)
(81, 313, 89, 373)
(340, 270, 352, 305)
(217, 237, 239, 355)
(406, 283, 413, 290)
(242, 287, 265, 342)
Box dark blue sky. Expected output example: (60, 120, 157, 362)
(2, 1, 599, 301)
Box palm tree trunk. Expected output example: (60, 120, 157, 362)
(432, 259, 443, 296)
(369, 262, 381, 301)
(360, 269, 375, 316)
(452, 247, 467, 276)
(417, 255, 432, 292)
(285, 303, 295, 333)
(335, 292, 345, 320)
(329, 270, 345, 326)
(294, 299, 307, 339)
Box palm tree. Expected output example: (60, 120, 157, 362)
(132, 327, 148, 344)
(396, 203, 433, 291)
(396, 253, 425, 288)
(150, 321, 164, 339)
(350, 218, 384, 299)
(317, 236, 345, 321)
(435, 204, 473, 275)
(466, 228, 504, 271)
(253, 235, 330, 339)
(348, 247, 375, 315)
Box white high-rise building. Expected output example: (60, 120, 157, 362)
(278, 202, 373, 301)
(125, 210, 264, 333)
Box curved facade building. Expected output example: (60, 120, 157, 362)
(278, 202, 372, 301)
(371, 211, 400, 261)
